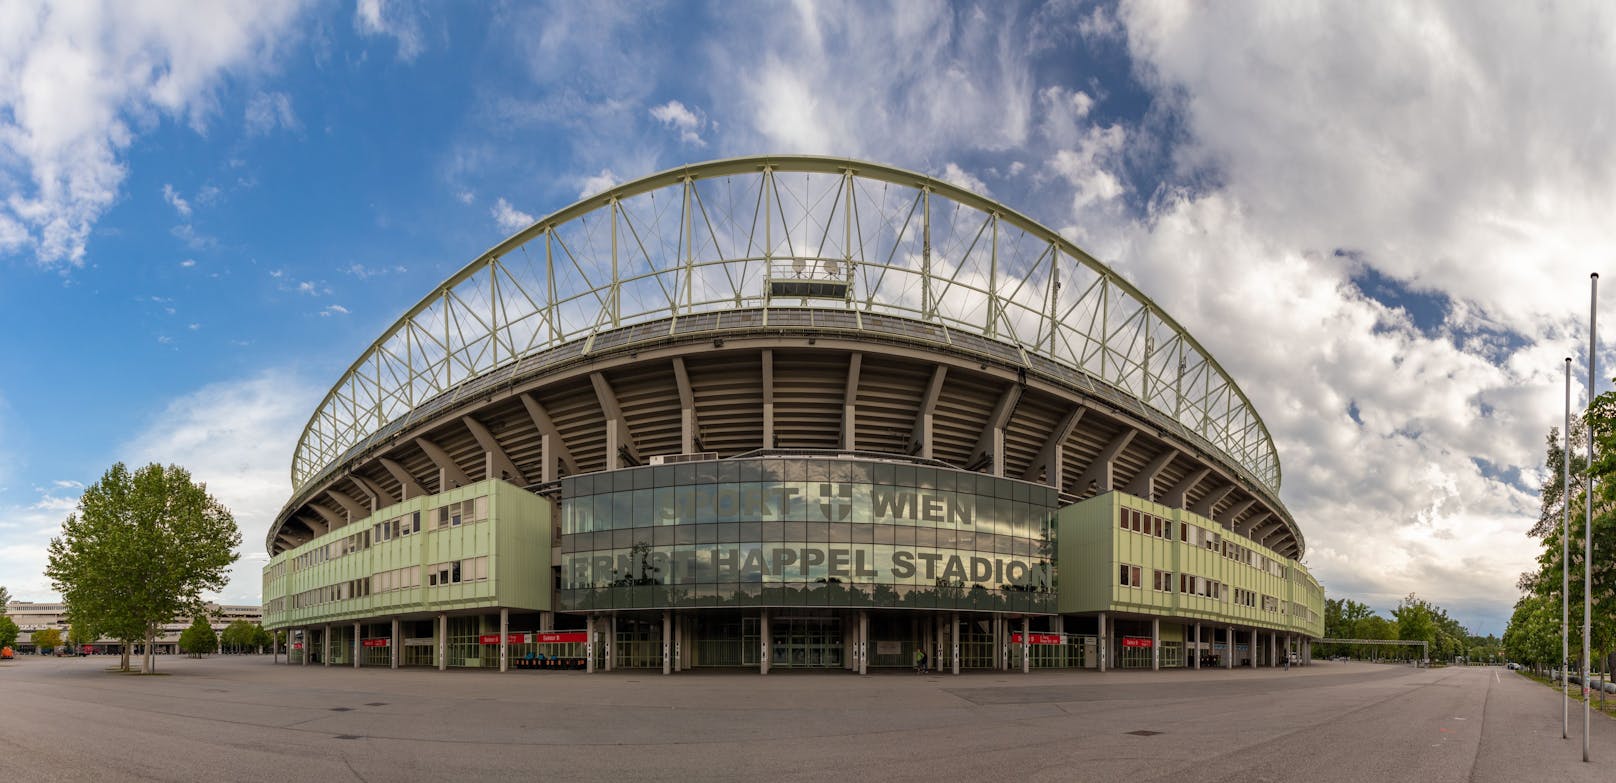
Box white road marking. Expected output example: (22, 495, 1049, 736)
(1495, 671, 1500, 683)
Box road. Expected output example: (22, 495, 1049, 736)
(0, 657, 1610, 782)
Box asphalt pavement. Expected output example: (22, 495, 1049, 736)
(0, 656, 1610, 782)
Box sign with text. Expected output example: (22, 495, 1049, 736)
(403, 637, 434, 647)
(480, 633, 530, 645)
(534, 632, 587, 644)
(292, 643, 303, 650)
(1010, 633, 1062, 645)
(1122, 637, 1153, 648)
(362, 638, 389, 647)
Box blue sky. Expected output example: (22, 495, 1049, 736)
(4, 1, 1614, 636)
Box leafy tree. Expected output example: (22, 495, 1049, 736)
(0, 585, 10, 613)
(219, 620, 270, 653)
(0, 615, 18, 649)
(68, 622, 96, 651)
(251, 625, 274, 652)
(178, 616, 218, 657)
(32, 627, 62, 654)
(45, 463, 241, 673)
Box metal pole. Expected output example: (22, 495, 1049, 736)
(1564, 355, 1572, 740)
(1585, 272, 1597, 763)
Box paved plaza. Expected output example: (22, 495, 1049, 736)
(1, 657, 1612, 782)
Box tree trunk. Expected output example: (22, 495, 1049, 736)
(118, 641, 130, 672)
(144, 626, 156, 673)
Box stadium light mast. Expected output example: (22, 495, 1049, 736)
(1585, 272, 1597, 763)
(1564, 355, 1571, 741)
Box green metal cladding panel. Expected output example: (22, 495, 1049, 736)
(261, 479, 552, 629)
(1056, 492, 1324, 636)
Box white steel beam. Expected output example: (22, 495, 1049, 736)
(380, 457, 427, 501)
(909, 365, 947, 459)
(1074, 430, 1135, 495)
(462, 416, 528, 485)
(415, 437, 472, 490)
(1022, 405, 1084, 487)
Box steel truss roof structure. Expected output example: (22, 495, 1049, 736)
(292, 157, 1283, 510)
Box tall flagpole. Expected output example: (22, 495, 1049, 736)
(1585, 272, 1597, 763)
(1564, 356, 1571, 740)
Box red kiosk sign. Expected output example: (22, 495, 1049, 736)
(1122, 637, 1154, 648)
(1010, 633, 1062, 645)
(534, 632, 587, 644)
(362, 638, 389, 648)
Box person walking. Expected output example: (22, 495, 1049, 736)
(915, 646, 928, 674)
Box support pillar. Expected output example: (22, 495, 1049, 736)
(1098, 612, 1107, 672)
(1249, 629, 1257, 668)
(301, 628, 308, 666)
(952, 612, 961, 675)
(391, 618, 399, 669)
(934, 614, 944, 673)
(499, 608, 509, 673)
(858, 611, 869, 675)
(1151, 617, 1160, 671)
(760, 609, 770, 675)
(585, 616, 596, 673)
(353, 622, 361, 669)
(1194, 622, 1201, 670)
(541, 611, 555, 632)
(1227, 626, 1234, 669)
(323, 624, 331, 667)
(438, 613, 448, 671)
(674, 615, 683, 672)
(662, 610, 671, 675)
(1021, 616, 1030, 674)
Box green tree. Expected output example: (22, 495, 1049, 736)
(68, 622, 96, 651)
(178, 616, 218, 657)
(32, 627, 62, 654)
(0, 585, 11, 613)
(0, 615, 18, 648)
(45, 463, 241, 673)
(251, 624, 274, 653)
(219, 620, 265, 653)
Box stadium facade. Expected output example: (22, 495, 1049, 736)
(261, 156, 1323, 674)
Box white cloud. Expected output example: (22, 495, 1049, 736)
(345, 262, 406, 279)
(170, 223, 215, 250)
(319, 304, 349, 317)
(938, 162, 990, 196)
(577, 169, 618, 199)
(491, 197, 534, 233)
(355, 0, 424, 61)
(161, 184, 191, 217)
(0, 2, 306, 267)
(650, 99, 706, 146)
(455, 189, 474, 205)
(179, 258, 196, 268)
(244, 90, 298, 136)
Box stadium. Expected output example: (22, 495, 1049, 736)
(260, 155, 1324, 674)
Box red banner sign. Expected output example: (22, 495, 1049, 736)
(1010, 633, 1062, 645)
(479, 633, 531, 645)
(534, 632, 587, 644)
(362, 638, 389, 647)
(292, 643, 303, 650)
(1122, 637, 1154, 648)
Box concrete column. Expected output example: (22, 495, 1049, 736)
(1151, 618, 1160, 671)
(662, 610, 671, 675)
(353, 622, 361, 669)
(437, 613, 448, 671)
(760, 609, 770, 675)
(499, 608, 509, 673)
(1249, 629, 1257, 669)
(301, 629, 308, 666)
(586, 616, 595, 673)
(1193, 623, 1201, 670)
(674, 615, 683, 672)
(323, 624, 330, 667)
(858, 611, 868, 675)
(391, 618, 399, 670)
(1226, 626, 1233, 669)
(952, 612, 961, 675)
(541, 611, 554, 632)
(935, 614, 944, 673)
(1021, 616, 1030, 674)
(1098, 612, 1107, 672)
(607, 614, 616, 672)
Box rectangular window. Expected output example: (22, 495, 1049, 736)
(451, 561, 462, 583)
(412, 511, 421, 533)
(1119, 508, 1128, 530)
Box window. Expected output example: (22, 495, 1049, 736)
(1119, 508, 1128, 530)
(1119, 563, 1143, 588)
(1153, 569, 1172, 592)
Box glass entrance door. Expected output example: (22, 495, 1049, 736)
(770, 617, 843, 669)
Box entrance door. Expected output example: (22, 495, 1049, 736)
(770, 617, 843, 669)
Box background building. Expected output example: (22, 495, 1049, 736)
(262, 155, 1323, 673)
(5, 601, 261, 654)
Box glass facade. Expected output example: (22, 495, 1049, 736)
(558, 458, 1058, 614)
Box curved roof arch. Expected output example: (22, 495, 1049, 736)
(291, 155, 1282, 498)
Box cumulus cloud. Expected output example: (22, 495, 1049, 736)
(650, 100, 706, 146)
(354, 0, 424, 61)
(0, 2, 306, 267)
(491, 197, 534, 233)
(244, 90, 298, 136)
(938, 162, 990, 196)
(577, 169, 618, 199)
(319, 304, 349, 317)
